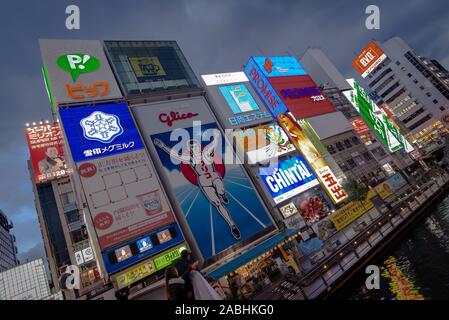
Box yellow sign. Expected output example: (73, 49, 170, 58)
(115, 260, 157, 290)
(129, 56, 166, 78)
(330, 180, 394, 230)
(330, 199, 373, 230)
(278, 114, 347, 204)
(114, 243, 188, 289)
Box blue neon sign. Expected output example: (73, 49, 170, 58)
(59, 102, 144, 163)
(258, 155, 319, 204)
(244, 58, 288, 117)
(252, 56, 307, 78)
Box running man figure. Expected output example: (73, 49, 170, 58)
(153, 133, 241, 239)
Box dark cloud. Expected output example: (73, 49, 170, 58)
(0, 0, 448, 257)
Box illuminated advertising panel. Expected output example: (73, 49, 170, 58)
(25, 123, 69, 183)
(352, 41, 387, 78)
(232, 123, 295, 164)
(60, 102, 185, 273)
(59, 102, 144, 163)
(219, 84, 260, 114)
(132, 97, 275, 261)
(288, 188, 332, 223)
(244, 57, 288, 117)
(39, 39, 123, 109)
(104, 41, 200, 97)
(251, 56, 307, 78)
(351, 117, 371, 134)
(201, 72, 273, 129)
(201, 72, 249, 86)
(278, 114, 347, 204)
(258, 156, 320, 204)
(344, 79, 414, 153)
(270, 75, 336, 119)
(114, 244, 188, 290)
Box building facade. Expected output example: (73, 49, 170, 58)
(0, 210, 18, 272)
(29, 169, 103, 299)
(0, 259, 51, 300)
(355, 37, 449, 148)
(300, 48, 413, 177)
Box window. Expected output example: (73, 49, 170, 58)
(351, 136, 361, 145)
(413, 79, 418, 84)
(60, 192, 75, 206)
(433, 99, 439, 104)
(343, 139, 352, 148)
(426, 92, 432, 97)
(401, 66, 406, 71)
(326, 145, 336, 154)
(407, 73, 412, 78)
(363, 152, 373, 161)
(419, 85, 425, 90)
(354, 156, 365, 166)
(346, 159, 357, 169)
(65, 210, 80, 224)
(440, 106, 446, 111)
(395, 61, 401, 66)
(336, 142, 345, 152)
(408, 114, 433, 131)
(70, 229, 88, 244)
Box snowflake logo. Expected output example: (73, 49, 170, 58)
(80, 111, 124, 143)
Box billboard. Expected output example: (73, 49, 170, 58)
(288, 188, 333, 223)
(352, 41, 387, 78)
(344, 79, 414, 153)
(258, 155, 320, 204)
(201, 72, 273, 129)
(104, 41, 200, 97)
(329, 179, 396, 230)
(114, 243, 188, 290)
(251, 56, 307, 78)
(244, 57, 288, 117)
(39, 39, 123, 109)
(59, 102, 184, 272)
(232, 122, 296, 164)
(351, 117, 371, 134)
(270, 75, 336, 119)
(25, 123, 69, 183)
(132, 97, 275, 260)
(77, 150, 178, 251)
(59, 103, 144, 163)
(278, 114, 347, 204)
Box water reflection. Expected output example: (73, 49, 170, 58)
(334, 195, 449, 300)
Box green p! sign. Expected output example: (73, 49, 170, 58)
(57, 53, 100, 82)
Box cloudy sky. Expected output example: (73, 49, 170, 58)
(1, 0, 448, 264)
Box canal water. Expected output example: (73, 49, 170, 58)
(333, 193, 449, 300)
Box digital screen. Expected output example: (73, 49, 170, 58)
(258, 155, 320, 204)
(219, 84, 260, 114)
(157, 230, 172, 244)
(115, 245, 132, 263)
(136, 237, 153, 253)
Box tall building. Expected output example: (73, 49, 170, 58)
(352, 37, 449, 148)
(300, 48, 414, 177)
(0, 210, 19, 272)
(25, 122, 103, 299)
(0, 259, 51, 300)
